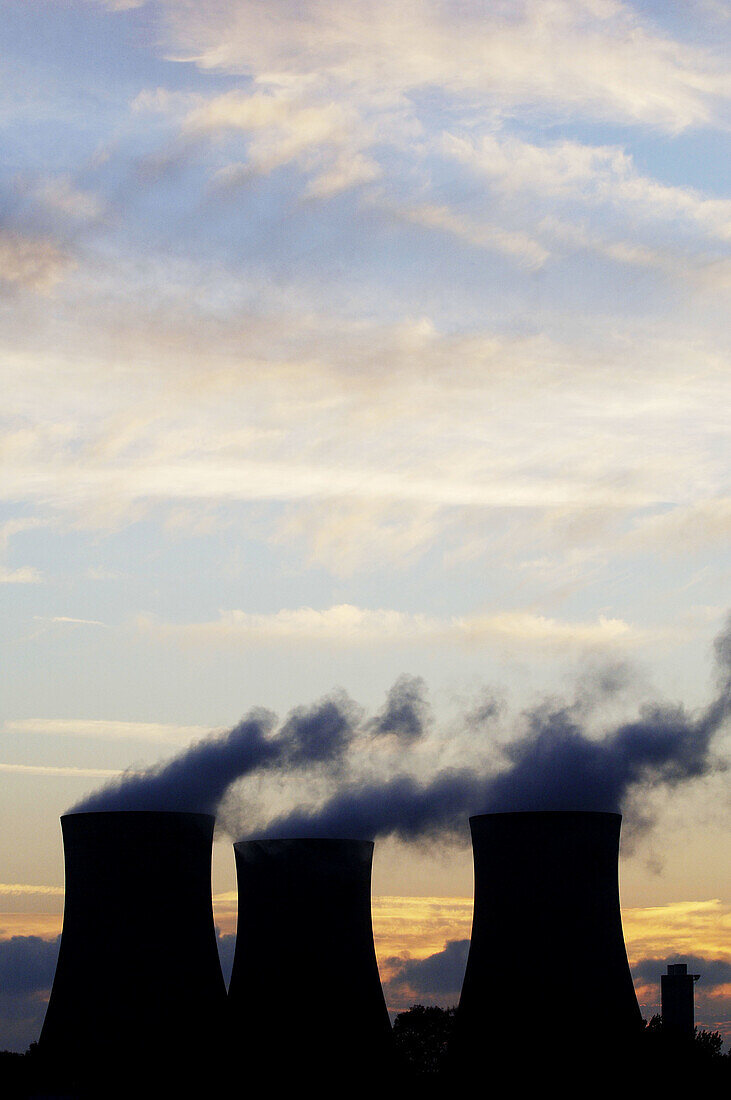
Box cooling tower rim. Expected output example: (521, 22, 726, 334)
(234, 836, 374, 849)
(61, 809, 215, 822)
(469, 809, 622, 822)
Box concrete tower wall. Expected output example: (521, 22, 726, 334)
(450, 811, 642, 1073)
(229, 838, 392, 1080)
(39, 811, 226, 1086)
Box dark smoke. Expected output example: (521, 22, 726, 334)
(71, 710, 279, 814)
(248, 617, 731, 842)
(70, 690, 360, 815)
(368, 674, 429, 742)
(278, 692, 360, 768)
(70, 620, 730, 839)
(248, 770, 482, 842)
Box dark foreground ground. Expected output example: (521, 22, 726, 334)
(2, 1009, 729, 1098)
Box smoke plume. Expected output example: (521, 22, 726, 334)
(367, 674, 429, 742)
(248, 617, 731, 842)
(71, 621, 730, 844)
(71, 710, 279, 814)
(70, 684, 372, 814)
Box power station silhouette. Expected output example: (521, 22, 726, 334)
(39, 811, 226, 1091)
(39, 807, 678, 1087)
(449, 811, 643, 1080)
(229, 838, 392, 1082)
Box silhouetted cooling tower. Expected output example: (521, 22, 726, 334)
(39, 811, 226, 1091)
(229, 838, 392, 1081)
(450, 811, 642, 1077)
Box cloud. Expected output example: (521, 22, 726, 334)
(368, 675, 430, 743)
(246, 616, 731, 842)
(385, 938, 469, 1001)
(35, 616, 107, 627)
(0, 935, 59, 1052)
(624, 499, 731, 555)
(0, 936, 60, 997)
(273, 499, 445, 576)
(0, 518, 44, 584)
(1, 290, 727, 571)
(185, 88, 380, 197)
(2, 719, 218, 744)
(0, 763, 123, 778)
(0, 884, 64, 898)
(0, 567, 42, 584)
(0, 231, 74, 292)
(633, 954, 731, 990)
(90, 1, 148, 11)
(623, 899, 731, 962)
(33, 176, 105, 223)
(444, 131, 731, 243)
(276, 692, 361, 768)
(383, 200, 549, 270)
(70, 709, 279, 813)
(162, 0, 729, 132)
(137, 605, 640, 650)
(69, 688, 361, 814)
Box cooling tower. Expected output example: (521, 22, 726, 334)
(39, 811, 227, 1091)
(228, 838, 392, 1082)
(449, 811, 643, 1078)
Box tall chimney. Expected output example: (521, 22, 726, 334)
(449, 811, 643, 1077)
(661, 963, 700, 1041)
(39, 811, 226, 1090)
(228, 838, 392, 1082)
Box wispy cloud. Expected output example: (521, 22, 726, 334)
(0, 566, 43, 585)
(381, 199, 549, 270)
(184, 88, 381, 198)
(0, 519, 44, 584)
(33, 616, 108, 628)
(444, 131, 731, 243)
(0, 763, 123, 778)
(163, 0, 729, 131)
(0, 884, 64, 897)
(2, 301, 726, 533)
(137, 604, 641, 649)
(3, 719, 218, 743)
(0, 230, 74, 292)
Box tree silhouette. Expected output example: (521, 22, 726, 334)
(392, 1004, 456, 1077)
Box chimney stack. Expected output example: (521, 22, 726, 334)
(661, 963, 700, 1042)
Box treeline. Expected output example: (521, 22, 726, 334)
(1, 1007, 729, 1096)
(392, 1005, 730, 1083)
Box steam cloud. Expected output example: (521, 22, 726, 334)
(367, 674, 430, 742)
(70, 686, 381, 814)
(71, 619, 730, 846)
(70, 691, 363, 814)
(249, 617, 731, 842)
(71, 710, 279, 814)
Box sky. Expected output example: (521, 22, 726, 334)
(0, 0, 729, 1053)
